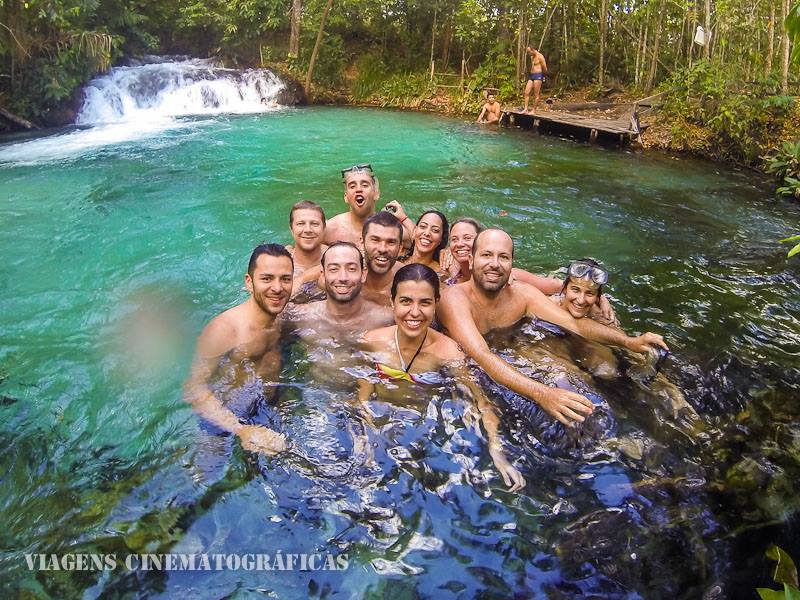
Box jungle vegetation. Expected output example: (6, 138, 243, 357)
(0, 0, 799, 195)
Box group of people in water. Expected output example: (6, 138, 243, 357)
(184, 163, 670, 493)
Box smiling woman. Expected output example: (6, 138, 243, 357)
(359, 263, 526, 491)
(402, 209, 449, 276)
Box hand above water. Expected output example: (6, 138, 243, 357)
(237, 425, 286, 455)
(596, 295, 617, 324)
(626, 332, 669, 354)
(383, 200, 408, 221)
(537, 387, 594, 426)
(489, 446, 526, 492)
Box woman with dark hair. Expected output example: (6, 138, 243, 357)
(401, 210, 449, 276)
(358, 263, 526, 492)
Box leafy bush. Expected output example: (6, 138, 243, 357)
(352, 52, 389, 101)
(766, 139, 800, 199)
(660, 62, 794, 166)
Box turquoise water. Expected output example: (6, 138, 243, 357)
(1, 107, 799, 598)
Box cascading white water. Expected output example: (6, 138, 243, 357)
(77, 58, 286, 125)
(0, 58, 289, 164)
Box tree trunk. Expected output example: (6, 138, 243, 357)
(782, 0, 790, 92)
(429, 6, 437, 80)
(703, 0, 711, 59)
(516, 6, 524, 82)
(599, 0, 607, 85)
(289, 0, 301, 58)
(767, 0, 775, 75)
(304, 0, 334, 93)
(646, 0, 663, 91)
(442, 19, 453, 68)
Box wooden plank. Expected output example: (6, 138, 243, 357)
(501, 109, 635, 134)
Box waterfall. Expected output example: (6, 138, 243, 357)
(77, 57, 287, 125)
(0, 58, 291, 164)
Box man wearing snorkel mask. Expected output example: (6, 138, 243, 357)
(324, 163, 414, 247)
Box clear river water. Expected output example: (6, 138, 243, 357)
(1, 85, 799, 598)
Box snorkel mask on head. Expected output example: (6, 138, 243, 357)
(341, 163, 373, 180)
(568, 259, 609, 286)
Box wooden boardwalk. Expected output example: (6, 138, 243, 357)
(500, 107, 644, 144)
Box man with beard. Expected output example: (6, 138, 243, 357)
(360, 211, 404, 307)
(290, 242, 393, 338)
(184, 243, 293, 454)
(324, 164, 413, 248)
(437, 229, 669, 427)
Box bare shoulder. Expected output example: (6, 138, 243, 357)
(364, 325, 393, 342)
(428, 330, 465, 362)
(197, 306, 241, 357)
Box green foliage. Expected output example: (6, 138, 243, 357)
(298, 31, 347, 87)
(787, 1, 800, 65)
(352, 51, 389, 101)
(757, 545, 800, 599)
(766, 140, 800, 199)
(780, 235, 800, 258)
(372, 73, 434, 108)
(661, 62, 795, 166)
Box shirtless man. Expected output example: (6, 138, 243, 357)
(287, 200, 326, 278)
(289, 242, 393, 347)
(477, 93, 502, 124)
(184, 244, 293, 454)
(323, 164, 414, 249)
(360, 211, 404, 306)
(437, 229, 669, 426)
(523, 46, 548, 114)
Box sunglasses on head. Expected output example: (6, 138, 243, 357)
(341, 163, 373, 179)
(568, 261, 609, 285)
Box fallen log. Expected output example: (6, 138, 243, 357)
(0, 105, 38, 130)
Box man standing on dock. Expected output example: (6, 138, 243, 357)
(523, 46, 548, 114)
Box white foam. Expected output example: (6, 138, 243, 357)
(0, 58, 286, 165)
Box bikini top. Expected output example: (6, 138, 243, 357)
(373, 327, 444, 386)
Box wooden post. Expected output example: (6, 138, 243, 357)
(460, 50, 465, 91)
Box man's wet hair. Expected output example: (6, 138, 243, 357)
(362, 211, 403, 244)
(289, 200, 326, 226)
(451, 217, 484, 235)
(391, 263, 440, 301)
(472, 228, 514, 258)
(321, 241, 364, 269)
(248, 243, 293, 277)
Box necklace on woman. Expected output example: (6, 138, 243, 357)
(394, 325, 428, 373)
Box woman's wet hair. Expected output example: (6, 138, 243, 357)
(248, 243, 293, 277)
(391, 263, 441, 301)
(411, 210, 450, 262)
(451, 217, 484, 236)
(561, 257, 605, 297)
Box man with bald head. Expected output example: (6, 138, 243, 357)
(437, 228, 668, 426)
(324, 164, 414, 247)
